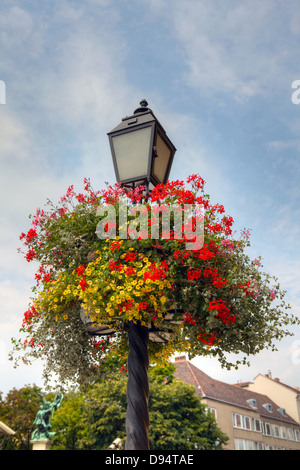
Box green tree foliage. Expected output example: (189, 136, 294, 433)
(1, 369, 228, 450)
(79, 373, 128, 450)
(50, 393, 85, 450)
(50, 367, 227, 450)
(148, 376, 226, 449)
(0, 385, 42, 450)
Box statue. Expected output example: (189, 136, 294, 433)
(31, 392, 63, 440)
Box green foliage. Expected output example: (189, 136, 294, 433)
(79, 373, 128, 450)
(1, 369, 228, 450)
(148, 376, 227, 450)
(50, 393, 85, 450)
(50, 368, 227, 450)
(0, 385, 45, 450)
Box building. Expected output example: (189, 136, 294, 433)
(0, 421, 15, 450)
(240, 372, 300, 424)
(173, 356, 300, 450)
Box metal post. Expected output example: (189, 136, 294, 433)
(125, 321, 150, 450)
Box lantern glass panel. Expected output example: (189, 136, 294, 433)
(111, 126, 152, 182)
(153, 132, 172, 183)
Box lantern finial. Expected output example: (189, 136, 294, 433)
(134, 99, 149, 114)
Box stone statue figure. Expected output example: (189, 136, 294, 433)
(31, 392, 63, 440)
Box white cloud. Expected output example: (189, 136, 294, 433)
(149, 0, 299, 103)
(0, 6, 34, 48)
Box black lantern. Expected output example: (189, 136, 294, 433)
(107, 100, 176, 189)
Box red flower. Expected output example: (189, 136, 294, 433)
(76, 264, 85, 276)
(124, 252, 137, 262)
(208, 300, 236, 324)
(124, 266, 136, 276)
(138, 302, 149, 311)
(187, 268, 202, 280)
(25, 249, 36, 262)
(79, 277, 88, 291)
(183, 313, 197, 325)
(198, 331, 217, 346)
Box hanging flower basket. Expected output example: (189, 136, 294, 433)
(11, 174, 298, 387)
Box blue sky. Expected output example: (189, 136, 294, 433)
(1, 0, 300, 396)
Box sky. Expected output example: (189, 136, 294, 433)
(1, 0, 300, 397)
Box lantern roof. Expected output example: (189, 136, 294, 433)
(107, 100, 168, 139)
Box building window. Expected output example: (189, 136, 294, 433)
(234, 438, 255, 450)
(272, 425, 280, 438)
(252, 418, 262, 432)
(262, 403, 273, 413)
(280, 426, 287, 439)
(247, 398, 257, 408)
(244, 416, 251, 430)
(294, 429, 300, 442)
(207, 407, 217, 421)
(254, 441, 264, 450)
(277, 407, 286, 416)
(262, 422, 272, 436)
(232, 413, 252, 430)
(287, 427, 295, 441)
(233, 413, 252, 430)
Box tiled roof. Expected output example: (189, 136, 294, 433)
(173, 358, 298, 425)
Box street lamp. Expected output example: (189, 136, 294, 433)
(107, 100, 176, 190)
(108, 101, 177, 450)
(82, 101, 178, 450)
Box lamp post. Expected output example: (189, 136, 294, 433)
(82, 101, 177, 450)
(107, 100, 177, 449)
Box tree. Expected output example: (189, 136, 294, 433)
(148, 365, 227, 450)
(71, 367, 228, 450)
(50, 392, 85, 450)
(0, 385, 42, 450)
(79, 373, 128, 450)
